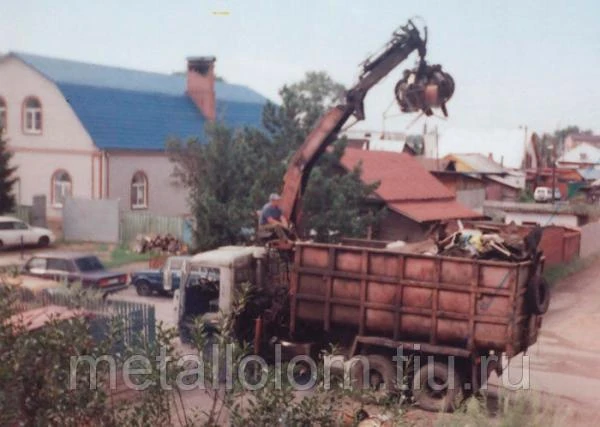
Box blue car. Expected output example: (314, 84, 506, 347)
(130, 256, 190, 296)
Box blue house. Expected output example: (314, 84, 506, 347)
(0, 53, 267, 219)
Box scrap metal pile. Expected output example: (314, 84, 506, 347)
(133, 234, 188, 255)
(386, 220, 542, 262)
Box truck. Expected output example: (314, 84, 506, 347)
(175, 21, 549, 412)
(130, 256, 191, 296)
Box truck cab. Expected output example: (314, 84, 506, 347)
(175, 246, 265, 342)
(130, 255, 191, 296)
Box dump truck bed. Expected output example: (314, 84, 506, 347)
(290, 242, 542, 358)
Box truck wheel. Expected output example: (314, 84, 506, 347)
(136, 280, 152, 297)
(350, 354, 397, 401)
(527, 276, 550, 315)
(412, 361, 463, 412)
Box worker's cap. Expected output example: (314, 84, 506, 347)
(269, 193, 281, 201)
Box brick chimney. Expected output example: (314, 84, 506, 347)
(186, 56, 216, 121)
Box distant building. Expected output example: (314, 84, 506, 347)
(557, 142, 600, 169)
(0, 52, 267, 224)
(340, 148, 480, 242)
(564, 133, 600, 152)
(442, 153, 524, 202)
(340, 130, 416, 155)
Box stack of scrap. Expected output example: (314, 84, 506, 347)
(433, 220, 541, 261)
(387, 220, 542, 262)
(133, 234, 188, 255)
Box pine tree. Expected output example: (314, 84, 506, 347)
(0, 129, 17, 214)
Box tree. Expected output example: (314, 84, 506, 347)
(168, 124, 274, 250)
(170, 71, 381, 249)
(263, 71, 381, 240)
(0, 129, 17, 214)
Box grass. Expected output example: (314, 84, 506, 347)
(543, 251, 600, 287)
(434, 392, 569, 427)
(103, 246, 154, 269)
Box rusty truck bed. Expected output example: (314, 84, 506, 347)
(290, 242, 542, 358)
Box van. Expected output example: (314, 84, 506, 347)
(534, 186, 560, 202)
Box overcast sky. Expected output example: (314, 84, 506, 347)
(2, 0, 599, 153)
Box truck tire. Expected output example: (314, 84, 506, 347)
(350, 354, 397, 401)
(412, 361, 463, 412)
(527, 276, 550, 315)
(135, 280, 152, 297)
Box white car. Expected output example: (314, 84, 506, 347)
(0, 216, 55, 249)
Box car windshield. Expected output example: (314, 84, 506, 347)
(74, 256, 105, 272)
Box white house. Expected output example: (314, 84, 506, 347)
(0, 53, 267, 225)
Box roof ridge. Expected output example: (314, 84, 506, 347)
(12, 51, 178, 79)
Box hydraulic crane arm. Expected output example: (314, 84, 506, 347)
(280, 20, 454, 226)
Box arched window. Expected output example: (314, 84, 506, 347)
(23, 96, 42, 134)
(0, 97, 6, 131)
(131, 171, 148, 209)
(51, 170, 72, 207)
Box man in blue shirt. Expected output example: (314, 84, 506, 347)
(259, 193, 289, 228)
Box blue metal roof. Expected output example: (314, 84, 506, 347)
(11, 52, 267, 150)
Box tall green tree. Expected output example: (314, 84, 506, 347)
(169, 71, 381, 249)
(263, 71, 381, 241)
(0, 129, 17, 214)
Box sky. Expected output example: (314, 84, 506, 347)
(2, 0, 599, 165)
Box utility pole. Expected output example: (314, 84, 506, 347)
(551, 143, 557, 204)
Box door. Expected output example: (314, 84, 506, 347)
(165, 258, 184, 291)
(46, 258, 73, 282)
(13, 220, 36, 245)
(163, 258, 172, 291)
(0, 221, 19, 246)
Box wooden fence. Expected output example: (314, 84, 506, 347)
(120, 212, 186, 245)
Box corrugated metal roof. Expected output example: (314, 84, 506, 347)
(445, 153, 506, 174)
(60, 83, 206, 150)
(340, 148, 453, 202)
(14, 52, 267, 103)
(10, 52, 267, 150)
(340, 148, 479, 222)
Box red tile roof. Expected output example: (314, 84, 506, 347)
(389, 200, 482, 222)
(340, 148, 481, 222)
(340, 149, 454, 202)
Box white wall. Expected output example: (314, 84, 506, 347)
(0, 56, 97, 218)
(504, 212, 578, 227)
(107, 152, 189, 216)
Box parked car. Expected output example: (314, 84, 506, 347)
(130, 256, 191, 296)
(534, 186, 561, 203)
(21, 253, 128, 295)
(0, 216, 55, 249)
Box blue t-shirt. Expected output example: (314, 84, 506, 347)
(259, 203, 282, 225)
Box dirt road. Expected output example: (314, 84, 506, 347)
(498, 260, 600, 412)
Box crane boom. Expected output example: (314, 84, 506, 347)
(279, 20, 453, 227)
